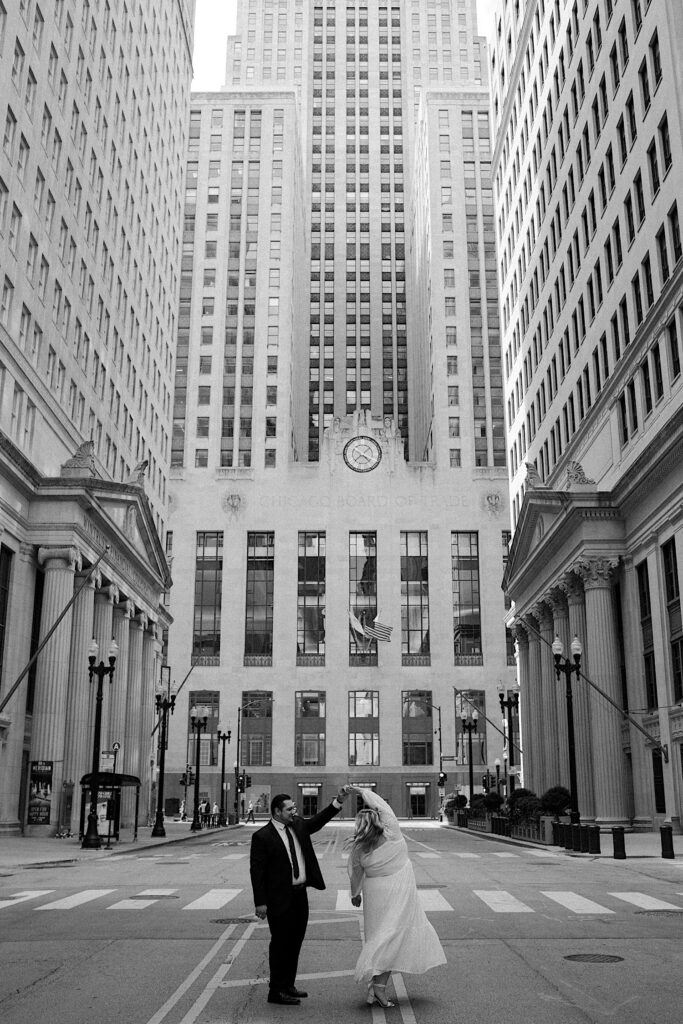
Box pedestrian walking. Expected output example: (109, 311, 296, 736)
(246, 800, 256, 823)
(212, 801, 219, 826)
(249, 786, 351, 1005)
(345, 785, 446, 1007)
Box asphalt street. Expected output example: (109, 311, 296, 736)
(1, 822, 683, 1024)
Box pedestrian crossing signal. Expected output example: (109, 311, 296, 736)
(438, 771, 447, 787)
(245, 775, 252, 788)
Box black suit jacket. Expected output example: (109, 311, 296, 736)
(250, 802, 340, 915)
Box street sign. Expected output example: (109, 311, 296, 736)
(100, 752, 115, 772)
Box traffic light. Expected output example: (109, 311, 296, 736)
(179, 774, 186, 787)
(438, 771, 447, 787)
(482, 772, 490, 792)
(238, 773, 245, 792)
(246, 775, 252, 788)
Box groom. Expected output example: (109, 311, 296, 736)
(250, 786, 349, 1005)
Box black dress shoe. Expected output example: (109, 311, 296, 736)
(287, 986, 308, 998)
(267, 991, 300, 1005)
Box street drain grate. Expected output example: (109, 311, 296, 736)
(211, 917, 253, 925)
(634, 910, 683, 917)
(564, 954, 624, 964)
(130, 893, 179, 900)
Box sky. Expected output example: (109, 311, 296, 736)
(192, 0, 498, 92)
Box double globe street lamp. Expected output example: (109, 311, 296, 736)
(552, 634, 583, 825)
(460, 706, 479, 806)
(82, 637, 119, 850)
(151, 666, 176, 838)
(217, 727, 232, 825)
(190, 705, 209, 832)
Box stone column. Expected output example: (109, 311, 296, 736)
(108, 600, 133, 754)
(574, 557, 629, 826)
(621, 555, 656, 828)
(560, 572, 595, 821)
(513, 624, 532, 791)
(26, 546, 81, 836)
(63, 568, 98, 833)
(0, 545, 36, 834)
(139, 623, 159, 826)
(121, 612, 145, 828)
(526, 616, 545, 796)
(547, 589, 570, 791)
(533, 602, 560, 792)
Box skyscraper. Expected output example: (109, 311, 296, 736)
(0, 0, 194, 834)
(165, 0, 516, 820)
(496, 0, 683, 827)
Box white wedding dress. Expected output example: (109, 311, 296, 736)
(348, 789, 447, 984)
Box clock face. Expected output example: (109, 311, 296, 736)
(343, 435, 382, 473)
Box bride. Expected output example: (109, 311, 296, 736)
(345, 785, 446, 1007)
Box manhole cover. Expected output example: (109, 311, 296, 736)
(564, 954, 624, 963)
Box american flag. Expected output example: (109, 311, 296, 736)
(362, 618, 393, 643)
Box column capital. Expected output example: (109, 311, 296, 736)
(512, 621, 529, 647)
(97, 583, 120, 606)
(573, 556, 619, 590)
(37, 545, 82, 572)
(136, 612, 149, 632)
(116, 599, 135, 620)
(544, 587, 568, 615)
(530, 602, 553, 631)
(558, 571, 584, 606)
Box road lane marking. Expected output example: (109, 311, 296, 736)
(36, 889, 116, 910)
(176, 922, 258, 1024)
(183, 889, 240, 910)
(473, 890, 534, 913)
(452, 852, 479, 858)
(492, 852, 519, 858)
(0, 890, 53, 909)
(220, 853, 247, 860)
(144, 922, 239, 1024)
(393, 973, 418, 1024)
(416, 852, 440, 859)
(609, 892, 682, 910)
(220, 969, 356, 988)
(542, 891, 614, 914)
(529, 849, 559, 857)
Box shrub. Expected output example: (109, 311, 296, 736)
(483, 790, 504, 811)
(540, 786, 571, 818)
(507, 787, 535, 811)
(511, 794, 542, 822)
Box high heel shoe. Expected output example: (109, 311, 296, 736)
(366, 982, 395, 1008)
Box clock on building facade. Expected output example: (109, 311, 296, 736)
(343, 435, 382, 473)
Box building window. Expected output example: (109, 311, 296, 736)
(662, 538, 682, 703)
(295, 691, 326, 766)
(401, 531, 429, 663)
(241, 689, 273, 766)
(455, 690, 487, 766)
(0, 545, 13, 683)
(451, 532, 482, 658)
(402, 690, 433, 765)
(245, 532, 274, 660)
(349, 532, 377, 663)
(297, 532, 326, 659)
(348, 690, 379, 765)
(187, 690, 220, 766)
(637, 559, 657, 711)
(192, 532, 223, 662)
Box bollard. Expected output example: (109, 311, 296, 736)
(552, 820, 559, 845)
(571, 823, 582, 851)
(660, 825, 675, 859)
(564, 823, 573, 850)
(580, 825, 590, 853)
(588, 825, 601, 854)
(558, 822, 566, 847)
(612, 826, 626, 859)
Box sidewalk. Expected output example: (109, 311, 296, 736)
(0, 819, 245, 872)
(442, 821, 683, 861)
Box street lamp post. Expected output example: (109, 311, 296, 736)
(552, 634, 583, 825)
(82, 637, 119, 849)
(460, 707, 479, 806)
(498, 684, 520, 793)
(151, 666, 175, 838)
(494, 758, 501, 795)
(190, 705, 208, 832)
(217, 727, 232, 825)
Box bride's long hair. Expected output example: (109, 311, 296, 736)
(344, 806, 385, 855)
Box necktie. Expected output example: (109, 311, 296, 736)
(285, 824, 300, 879)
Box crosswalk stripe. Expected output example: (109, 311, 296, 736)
(609, 892, 682, 910)
(416, 853, 440, 859)
(542, 891, 614, 914)
(334, 888, 452, 912)
(452, 852, 479, 859)
(491, 852, 519, 859)
(221, 854, 247, 861)
(108, 888, 177, 911)
(37, 889, 116, 911)
(0, 890, 53, 910)
(183, 889, 241, 910)
(474, 890, 534, 913)
(528, 849, 559, 857)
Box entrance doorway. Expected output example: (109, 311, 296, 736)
(408, 785, 427, 817)
(300, 787, 319, 816)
